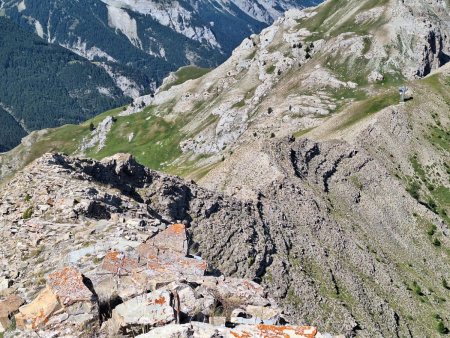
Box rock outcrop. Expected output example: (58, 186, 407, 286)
(0, 140, 449, 337)
(0, 163, 337, 337)
(0, 295, 23, 333)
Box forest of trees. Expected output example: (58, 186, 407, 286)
(0, 107, 27, 152)
(0, 17, 130, 151)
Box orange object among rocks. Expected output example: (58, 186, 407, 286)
(147, 223, 188, 255)
(15, 286, 61, 330)
(15, 267, 97, 330)
(101, 250, 140, 275)
(230, 324, 318, 338)
(47, 267, 94, 306)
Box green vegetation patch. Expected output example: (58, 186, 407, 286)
(266, 65, 276, 74)
(162, 66, 211, 91)
(405, 156, 450, 224)
(293, 127, 316, 138)
(246, 50, 257, 60)
(429, 125, 450, 152)
(231, 100, 246, 109)
(333, 89, 398, 131)
(432, 186, 450, 208)
(88, 108, 185, 171)
(22, 206, 33, 220)
(300, 0, 389, 40)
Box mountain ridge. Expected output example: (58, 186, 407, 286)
(2, 0, 322, 97)
(2, 0, 448, 177)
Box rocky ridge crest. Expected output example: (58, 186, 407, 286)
(0, 153, 340, 337)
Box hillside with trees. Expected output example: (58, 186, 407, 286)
(0, 17, 129, 151)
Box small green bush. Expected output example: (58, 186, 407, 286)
(427, 224, 437, 236)
(406, 181, 421, 200)
(22, 206, 33, 219)
(437, 321, 449, 334)
(427, 198, 438, 213)
(412, 281, 424, 296)
(433, 238, 442, 247)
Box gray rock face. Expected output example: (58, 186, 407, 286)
(107, 290, 175, 335)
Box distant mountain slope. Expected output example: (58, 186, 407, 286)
(2, 0, 322, 97)
(0, 17, 129, 151)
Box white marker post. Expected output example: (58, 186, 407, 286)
(399, 86, 407, 103)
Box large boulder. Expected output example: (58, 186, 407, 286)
(198, 277, 270, 308)
(137, 322, 223, 338)
(95, 250, 147, 303)
(106, 290, 175, 336)
(230, 305, 283, 325)
(0, 295, 23, 332)
(143, 251, 208, 286)
(145, 223, 188, 255)
(15, 286, 61, 330)
(15, 267, 98, 331)
(164, 281, 215, 321)
(100, 251, 140, 276)
(230, 324, 318, 337)
(46, 267, 96, 306)
(94, 245, 208, 305)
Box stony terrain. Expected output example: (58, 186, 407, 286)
(0, 0, 450, 337)
(0, 153, 339, 337)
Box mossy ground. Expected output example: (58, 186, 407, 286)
(86, 107, 185, 171)
(300, 0, 389, 40)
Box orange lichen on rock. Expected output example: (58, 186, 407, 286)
(144, 251, 207, 279)
(167, 223, 186, 235)
(149, 296, 166, 305)
(14, 267, 97, 331)
(101, 251, 140, 274)
(243, 280, 259, 291)
(257, 324, 317, 338)
(231, 331, 252, 338)
(15, 286, 61, 330)
(47, 267, 93, 306)
(146, 223, 188, 255)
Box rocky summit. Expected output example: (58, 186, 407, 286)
(0, 153, 341, 337)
